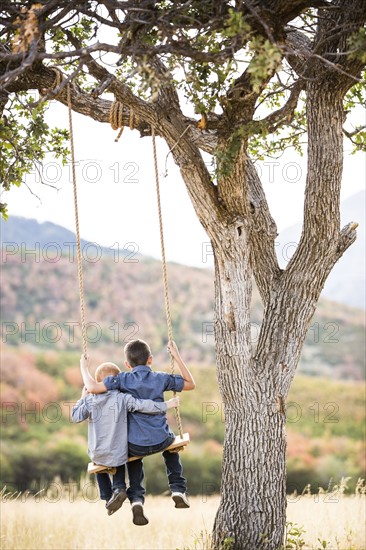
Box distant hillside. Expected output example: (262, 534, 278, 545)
(1, 216, 365, 379)
(0, 217, 90, 249)
(0, 216, 135, 259)
(1, 345, 365, 493)
(277, 190, 365, 309)
(0, 230, 216, 365)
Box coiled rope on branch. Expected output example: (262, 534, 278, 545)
(109, 100, 135, 142)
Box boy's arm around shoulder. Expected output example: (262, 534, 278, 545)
(79, 355, 108, 394)
(167, 341, 196, 391)
(71, 388, 90, 423)
(125, 394, 180, 414)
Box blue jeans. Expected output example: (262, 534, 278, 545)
(96, 465, 126, 501)
(127, 432, 187, 504)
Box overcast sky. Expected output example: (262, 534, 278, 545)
(2, 100, 365, 268)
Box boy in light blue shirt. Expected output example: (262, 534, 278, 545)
(81, 340, 195, 525)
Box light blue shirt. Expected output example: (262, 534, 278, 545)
(71, 390, 167, 466)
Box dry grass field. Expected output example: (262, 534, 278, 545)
(0, 493, 365, 550)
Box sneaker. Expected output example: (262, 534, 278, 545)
(171, 492, 190, 508)
(131, 501, 149, 526)
(106, 488, 127, 516)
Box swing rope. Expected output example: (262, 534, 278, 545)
(152, 127, 184, 439)
(67, 83, 88, 359)
(66, 87, 184, 440)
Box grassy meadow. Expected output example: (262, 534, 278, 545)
(1, 493, 365, 550)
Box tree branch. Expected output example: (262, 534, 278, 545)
(343, 125, 366, 138)
(62, 30, 223, 223)
(62, 29, 155, 123)
(285, 2, 366, 87)
(335, 221, 358, 259)
(0, 41, 39, 89)
(246, 159, 281, 302)
(257, 79, 303, 132)
(3, 65, 151, 134)
(286, 86, 344, 278)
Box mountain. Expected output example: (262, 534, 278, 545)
(0, 215, 365, 379)
(0, 217, 216, 364)
(0, 216, 138, 261)
(276, 190, 365, 309)
(0, 217, 90, 249)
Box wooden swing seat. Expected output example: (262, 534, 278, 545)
(87, 432, 190, 475)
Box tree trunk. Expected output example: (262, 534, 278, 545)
(212, 244, 284, 549)
(213, 385, 287, 550)
(211, 252, 327, 549)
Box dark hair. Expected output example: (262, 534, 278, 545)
(124, 339, 151, 367)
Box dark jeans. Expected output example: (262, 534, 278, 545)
(127, 432, 187, 504)
(96, 464, 126, 501)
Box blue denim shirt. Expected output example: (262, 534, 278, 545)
(103, 365, 184, 446)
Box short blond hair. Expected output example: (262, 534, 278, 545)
(95, 362, 120, 382)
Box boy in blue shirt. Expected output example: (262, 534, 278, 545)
(80, 339, 195, 525)
(72, 361, 179, 517)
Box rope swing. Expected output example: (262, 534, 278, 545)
(65, 86, 188, 463)
(152, 127, 184, 439)
(67, 83, 88, 359)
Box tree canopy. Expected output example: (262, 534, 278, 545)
(1, 1, 365, 218)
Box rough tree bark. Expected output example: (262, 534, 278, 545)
(1, 1, 365, 548)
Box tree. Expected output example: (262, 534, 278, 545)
(1, 2, 365, 548)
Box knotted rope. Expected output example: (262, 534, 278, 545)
(41, 67, 63, 98)
(109, 100, 135, 142)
